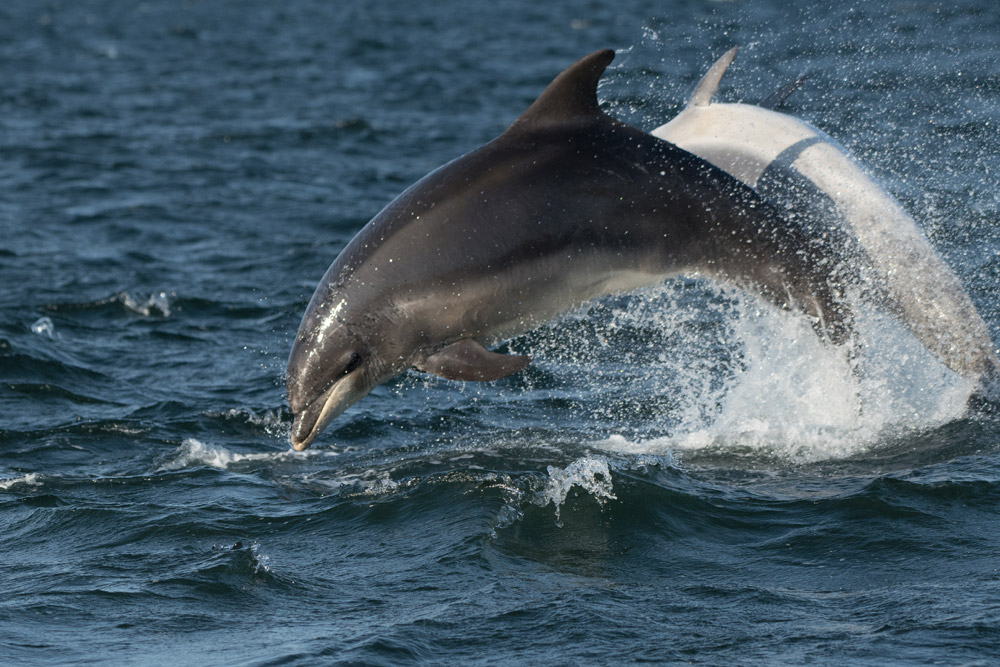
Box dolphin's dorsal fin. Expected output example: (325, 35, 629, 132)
(688, 47, 738, 107)
(759, 72, 808, 110)
(511, 49, 616, 129)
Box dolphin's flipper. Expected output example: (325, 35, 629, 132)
(415, 339, 531, 381)
(760, 72, 808, 110)
(688, 47, 738, 107)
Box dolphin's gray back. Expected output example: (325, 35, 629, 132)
(327, 90, 854, 350)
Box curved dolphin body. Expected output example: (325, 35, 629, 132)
(288, 50, 867, 450)
(652, 48, 999, 386)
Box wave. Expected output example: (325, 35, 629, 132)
(37, 291, 287, 322)
(486, 452, 1000, 566)
(41, 291, 174, 318)
(156, 438, 330, 472)
(194, 116, 378, 148)
(0, 472, 42, 491)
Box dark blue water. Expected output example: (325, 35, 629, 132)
(4, 1, 1000, 664)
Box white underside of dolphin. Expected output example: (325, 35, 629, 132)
(652, 47, 999, 384)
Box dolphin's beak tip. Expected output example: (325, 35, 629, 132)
(289, 427, 313, 451)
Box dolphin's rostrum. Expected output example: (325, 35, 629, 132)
(285, 49, 865, 450)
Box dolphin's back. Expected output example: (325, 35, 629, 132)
(334, 92, 858, 348)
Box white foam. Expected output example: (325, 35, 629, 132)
(157, 438, 327, 472)
(536, 456, 617, 524)
(0, 473, 42, 491)
(592, 284, 973, 463)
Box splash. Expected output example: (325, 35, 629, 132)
(0, 472, 42, 491)
(525, 453, 679, 526)
(248, 541, 272, 574)
(581, 20, 996, 465)
(207, 408, 289, 438)
(212, 541, 274, 576)
(592, 283, 974, 463)
(118, 291, 173, 317)
(536, 456, 617, 525)
(31, 317, 56, 339)
(362, 475, 401, 496)
(157, 438, 325, 472)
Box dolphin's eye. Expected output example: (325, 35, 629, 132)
(343, 352, 362, 376)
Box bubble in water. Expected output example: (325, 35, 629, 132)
(31, 317, 56, 338)
(118, 291, 173, 317)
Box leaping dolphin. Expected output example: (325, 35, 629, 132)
(652, 47, 999, 384)
(286, 49, 863, 450)
(287, 51, 997, 450)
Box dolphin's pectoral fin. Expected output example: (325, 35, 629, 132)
(759, 72, 809, 110)
(415, 339, 531, 382)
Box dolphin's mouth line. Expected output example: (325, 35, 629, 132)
(291, 390, 335, 451)
(292, 385, 342, 450)
(290, 371, 364, 451)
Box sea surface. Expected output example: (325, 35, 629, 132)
(3, 0, 1000, 664)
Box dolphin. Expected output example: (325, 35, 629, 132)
(652, 47, 999, 385)
(285, 49, 864, 450)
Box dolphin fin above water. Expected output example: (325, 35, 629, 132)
(759, 72, 809, 110)
(688, 47, 738, 107)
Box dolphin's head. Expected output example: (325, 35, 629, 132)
(285, 272, 410, 450)
(286, 313, 373, 451)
